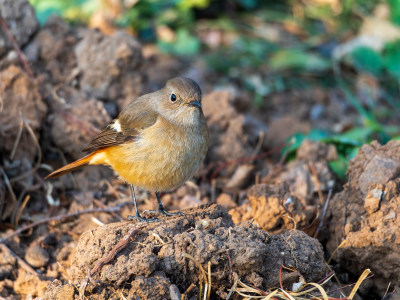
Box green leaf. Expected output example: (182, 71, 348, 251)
(383, 40, 400, 78)
(327, 127, 373, 146)
(269, 49, 330, 72)
(349, 46, 383, 76)
(282, 129, 329, 158)
(235, 0, 258, 10)
(157, 28, 200, 56)
(176, 0, 211, 10)
(29, 0, 66, 24)
(329, 154, 348, 180)
(388, 0, 400, 26)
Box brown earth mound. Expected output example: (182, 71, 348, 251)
(327, 140, 400, 296)
(43, 205, 327, 299)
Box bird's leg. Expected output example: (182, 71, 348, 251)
(143, 192, 185, 217)
(156, 192, 185, 216)
(127, 185, 159, 223)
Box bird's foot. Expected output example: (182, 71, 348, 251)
(143, 209, 185, 217)
(127, 213, 160, 223)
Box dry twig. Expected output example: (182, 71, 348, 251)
(314, 189, 332, 238)
(0, 166, 18, 218)
(57, 262, 88, 300)
(0, 202, 134, 243)
(181, 283, 196, 300)
(10, 114, 42, 183)
(309, 162, 324, 206)
(0, 16, 34, 77)
(0, 243, 39, 277)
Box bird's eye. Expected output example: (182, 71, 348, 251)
(170, 93, 177, 102)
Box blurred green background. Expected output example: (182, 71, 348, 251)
(29, 0, 400, 178)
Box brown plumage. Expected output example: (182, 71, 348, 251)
(46, 77, 209, 222)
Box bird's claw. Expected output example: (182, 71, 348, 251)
(143, 209, 185, 217)
(127, 214, 160, 223)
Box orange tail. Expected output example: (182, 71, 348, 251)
(45, 150, 100, 179)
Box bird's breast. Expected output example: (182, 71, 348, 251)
(106, 118, 208, 192)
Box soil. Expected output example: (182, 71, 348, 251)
(45, 205, 326, 299)
(0, 0, 399, 299)
(326, 141, 400, 297)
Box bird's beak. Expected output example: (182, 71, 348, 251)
(188, 100, 201, 108)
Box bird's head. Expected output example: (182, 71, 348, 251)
(157, 77, 204, 127)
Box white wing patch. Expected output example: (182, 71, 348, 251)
(110, 119, 122, 132)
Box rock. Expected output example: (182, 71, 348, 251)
(0, 0, 38, 58)
(169, 284, 181, 300)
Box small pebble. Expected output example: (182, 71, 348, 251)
(364, 187, 383, 214)
(25, 243, 50, 268)
(216, 193, 237, 210)
(169, 284, 181, 300)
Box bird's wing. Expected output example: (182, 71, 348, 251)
(82, 94, 158, 152)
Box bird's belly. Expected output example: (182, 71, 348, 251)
(105, 133, 206, 192)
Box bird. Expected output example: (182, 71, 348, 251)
(46, 77, 209, 222)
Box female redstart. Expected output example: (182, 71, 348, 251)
(46, 77, 209, 222)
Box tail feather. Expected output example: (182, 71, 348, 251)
(45, 151, 99, 179)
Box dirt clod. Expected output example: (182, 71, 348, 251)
(43, 279, 75, 300)
(43, 205, 327, 299)
(327, 140, 400, 296)
(31, 16, 78, 83)
(0, 247, 16, 280)
(14, 270, 49, 298)
(279, 140, 337, 200)
(0, 0, 38, 57)
(128, 272, 171, 300)
(230, 183, 316, 233)
(48, 87, 111, 159)
(216, 193, 236, 210)
(25, 243, 50, 268)
(0, 65, 47, 162)
(231, 140, 336, 233)
(75, 30, 145, 109)
(202, 91, 257, 168)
